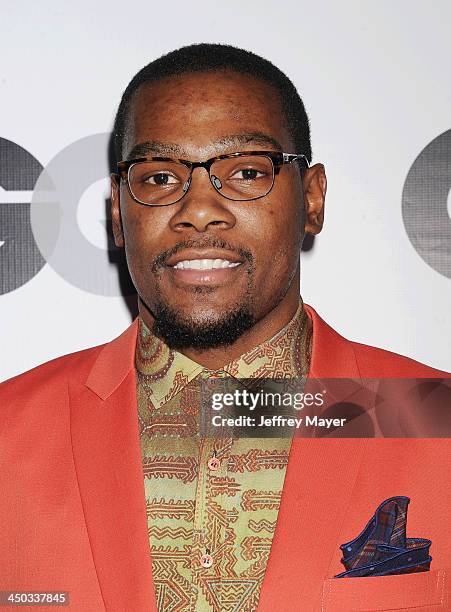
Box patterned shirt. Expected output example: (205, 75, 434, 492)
(135, 300, 312, 612)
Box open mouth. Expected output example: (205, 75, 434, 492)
(163, 248, 247, 287)
(172, 258, 241, 270)
(166, 254, 244, 287)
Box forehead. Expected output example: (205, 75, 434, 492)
(124, 71, 294, 159)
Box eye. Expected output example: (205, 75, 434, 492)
(144, 172, 180, 186)
(230, 168, 267, 181)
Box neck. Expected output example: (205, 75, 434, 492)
(138, 280, 302, 370)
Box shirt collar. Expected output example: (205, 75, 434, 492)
(135, 298, 311, 410)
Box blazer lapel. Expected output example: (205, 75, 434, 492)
(258, 306, 368, 611)
(70, 321, 158, 611)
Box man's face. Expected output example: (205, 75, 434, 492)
(112, 71, 325, 349)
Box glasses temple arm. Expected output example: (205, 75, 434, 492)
(283, 153, 310, 168)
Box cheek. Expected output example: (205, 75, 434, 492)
(241, 196, 303, 273)
(120, 197, 169, 272)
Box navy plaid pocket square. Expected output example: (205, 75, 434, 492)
(335, 496, 432, 578)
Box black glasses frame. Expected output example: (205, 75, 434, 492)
(116, 150, 310, 206)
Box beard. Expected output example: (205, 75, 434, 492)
(152, 299, 255, 350)
(148, 236, 256, 350)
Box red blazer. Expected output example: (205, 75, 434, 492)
(0, 305, 449, 611)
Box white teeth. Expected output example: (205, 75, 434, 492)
(173, 258, 241, 270)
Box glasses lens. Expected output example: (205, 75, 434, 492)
(211, 155, 274, 201)
(128, 161, 190, 205)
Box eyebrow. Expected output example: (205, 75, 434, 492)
(126, 132, 284, 160)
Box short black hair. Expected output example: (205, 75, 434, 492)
(113, 43, 311, 163)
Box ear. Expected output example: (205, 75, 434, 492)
(111, 173, 124, 247)
(303, 163, 326, 235)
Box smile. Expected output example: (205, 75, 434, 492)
(172, 259, 241, 270)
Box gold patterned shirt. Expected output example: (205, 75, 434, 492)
(135, 300, 312, 612)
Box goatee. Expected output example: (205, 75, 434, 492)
(152, 302, 255, 350)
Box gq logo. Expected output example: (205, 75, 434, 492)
(1, 131, 450, 296)
(0, 138, 45, 294)
(402, 129, 451, 279)
(1, 134, 134, 296)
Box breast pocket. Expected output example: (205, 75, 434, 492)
(321, 569, 448, 611)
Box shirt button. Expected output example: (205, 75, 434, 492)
(207, 457, 221, 471)
(200, 553, 214, 568)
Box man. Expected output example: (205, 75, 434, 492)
(0, 44, 449, 611)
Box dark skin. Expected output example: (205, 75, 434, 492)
(111, 71, 326, 370)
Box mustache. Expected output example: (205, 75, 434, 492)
(151, 237, 254, 271)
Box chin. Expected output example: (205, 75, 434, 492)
(151, 300, 255, 350)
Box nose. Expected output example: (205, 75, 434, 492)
(169, 167, 236, 233)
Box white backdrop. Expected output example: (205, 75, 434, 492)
(1, 0, 450, 381)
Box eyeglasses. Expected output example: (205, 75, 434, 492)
(116, 150, 309, 207)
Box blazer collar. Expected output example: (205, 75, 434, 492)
(84, 303, 361, 400)
(85, 319, 138, 400)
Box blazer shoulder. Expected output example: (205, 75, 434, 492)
(305, 304, 449, 378)
(0, 343, 105, 404)
(349, 339, 448, 378)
